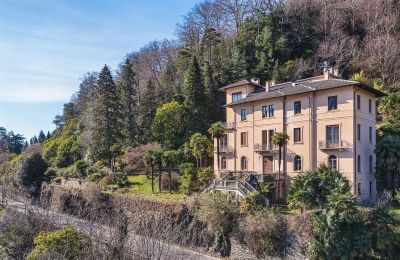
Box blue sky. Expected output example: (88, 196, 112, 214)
(0, 0, 198, 139)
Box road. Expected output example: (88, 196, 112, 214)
(4, 199, 220, 260)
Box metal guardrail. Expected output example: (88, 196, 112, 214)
(253, 143, 278, 152)
(214, 146, 234, 153)
(222, 122, 236, 129)
(319, 140, 351, 150)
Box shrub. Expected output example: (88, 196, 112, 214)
(111, 172, 128, 188)
(161, 172, 181, 191)
(197, 167, 214, 187)
(74, 160, 89, 177)
(43, 168, 57, 182)
(15, 150, 47, 190)
(240, 192, 268, 214)
(240, 209, 286, 257)
(100, 175, 112, 185)
(122, 143, 162, 173)
(27, 226, 92, 260)
(180, 163, 197, 195)
(86, 173, 104, 182)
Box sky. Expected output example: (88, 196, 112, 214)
(0, 0, 198, 140)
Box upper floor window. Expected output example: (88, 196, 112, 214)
(326, 125, 339, 145)
(294, 127, 302, 143)
(294, 155, 302, 171)
(369, 155, 373, 174)
(369, 127, 373, 143)
(241, 156, 248, 170)
(294, 101, 301, 114)
(328, 155, 337, 170)
(357, 95, 361, 110)
(221, 157, 227, 170)
(241, 108, 247, 121)
(369, 99, 372, 113)
(240, 132, 248, 146)
(220, 134, 228, 148)
(357, 155, 361, 173)
(262, 104, 275, 118)
(328, 96, 337, 110)
(357, 124, 361, 141)
(232, 92, 242, 102)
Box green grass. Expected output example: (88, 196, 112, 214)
(122, 175, 187, 203)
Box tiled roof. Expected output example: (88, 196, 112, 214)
(218, 79, 263, 90)
(226, 78, 385, 106)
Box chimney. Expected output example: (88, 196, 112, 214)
(265, 80, 275, 92)
(250, 77, 260, 85)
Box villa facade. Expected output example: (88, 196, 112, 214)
(213, 70, 385, 201)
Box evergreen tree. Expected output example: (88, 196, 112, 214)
(7, 131, 25, 154)
(46, 131, 51, 140)
(137, 79, 157, 144)
(203, 61, 223, 123)
(63, 102, 76, 123)
(0, 127, 8, 153)
(30, 136, 38, 145)
(117, 59, 138, 147)
(183, 56, 207, 134)
(23, 140, 29, 150)
(90, 65, 121, 165)
(38, 130, 46, 143)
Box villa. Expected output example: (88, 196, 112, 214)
(212, 69, 385, 202)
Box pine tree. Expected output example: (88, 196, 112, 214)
(38, 130, 46, 143)
(117, 59, 138, 147)
(7, 131, 25, 154)
(46, 131, 51, 140)
(183, 56, 207, 134)
(30, 135, 38, 145)
(90, 65, 121, 165)
(137, 79, 157, 144)
(23, 140, 29, 150)
(203, 61, 223, 123)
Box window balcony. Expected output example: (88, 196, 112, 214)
(214, 146, 234, 154)
(222, 122, 236, 130)
(319, 140, 351, 151)
(254, 143, 278, 153)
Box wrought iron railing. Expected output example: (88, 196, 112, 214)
(214, 146, 234, 153)
(253, 143, 278, 152)
(319, 140, 351, 150)
(222, 122, 236, 129)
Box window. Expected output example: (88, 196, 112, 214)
(357, 124, 361, 141)
(369, 99, 372, 113)
(232, 92, 242, 102)
(328, 155, 337, 170)
(220, 134, 228, 148)
(328, 96, 337, 110)
(294, 128, 302, 143)
(357, 155, 361, 173)
(326, 125, 339, 145)
(357, 95, 361, 110)
(369, 155, 373, 174)
(268, 104, 275, 117)
(240, 132, 248, 146)
(241, 108, 247, 121)
(369, 127, 373, 143)
(369, 182, 372, 199)
(221, 157, 227, 170)
(241, 156, 247, 170)
(294, 101, 301, 114)
(262, 106, 268, 118)
(294, 155, 302, 171)
(262, 104, 275, 118)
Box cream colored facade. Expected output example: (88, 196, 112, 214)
(214, 73, 383, 202)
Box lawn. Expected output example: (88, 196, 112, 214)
(124, 175, 187, 203)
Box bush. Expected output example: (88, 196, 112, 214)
(27, 226, 92, 260)
(43, 168, 57, 182)
(74, 160, 89, 177)
(100, 175, 112, 185)
(197, 167, 214, 187)
(15, 150, 47, 190)
(161, 172, 181, 191)
(180, 163, 197, 195)
(240, 192, 268, 214)
(240, 209, 286, 257)
(122, 143, 162, 173)
(86, 172, 104, 182)
(111, 172, 128, 188)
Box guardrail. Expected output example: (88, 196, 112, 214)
(319, 140, 351, 150)
(253, 143, 278, 152)
(214, 146, 234, 153)
(222, 122, 236, 129)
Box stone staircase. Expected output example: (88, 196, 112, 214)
(206, 172, 258, 197)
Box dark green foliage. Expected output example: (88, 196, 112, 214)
(111, 172, 128, 188)
(73, 160, 89, 177)
(117, 59, 138, 147)
(90, 65, 121, 165)
(375, 135, 400, 191)
(137, 80, 157, 144)
(38, 130, 46, 143)
(6, 131, 25, 154)
(197, 167, 214, 188)
(180, 163, 197, 195)
(15, 150, 48, 189)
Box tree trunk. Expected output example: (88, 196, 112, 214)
(169, 162, 172, 193)
(277, 146, 282, 203)
(217, 137, 220, 171)
(151, 165, 154, 194)
(158, 162, 162, 193)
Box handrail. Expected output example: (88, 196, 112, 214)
(319, 140, 351, 149)
(222, 122, 236, 129)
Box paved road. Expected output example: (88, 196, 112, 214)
(4, 200, 220, 260)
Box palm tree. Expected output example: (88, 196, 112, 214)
(189, 133, 211, 168)
(162, 150, 180, 193)
(152, 150, 163, 193)
(272, 132, 289, 203)
(144, 149, 158, 194)
(208, 122, 225, 171)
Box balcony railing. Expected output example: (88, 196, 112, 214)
(319, 140, 351, 150)
(214, 146, 234, 153)
(254, 143, 278, 153)
(222, 122, 236, 129)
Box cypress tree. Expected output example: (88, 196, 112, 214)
(202, 61, 223, 123)
(90, 65, 121, 165)
(137, 79, 157, 144)
(46, 131, 51, 140)
(117, 59, 138, 147)
(38, 130, 46, 143)
(183, 56, 207, 134)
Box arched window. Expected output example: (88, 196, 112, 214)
(294, 155, 302, 171)
(369, 155, 373, 174)
(241, 156, 247, 170)
(221, 157, 227, 170)
(328, 155, 337, 170)
(357, 155, 361, 173)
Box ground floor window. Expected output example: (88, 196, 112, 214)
(241, 156, 247, 170)
(294, 155, 302, 171)
(328, 155, 337, 170)
(221, 157, 227, 170)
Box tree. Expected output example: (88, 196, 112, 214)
(271, 132, 289, 202)
(144, 149, 159, 193)
(117, 59, 138, 147)
(137, 80, 157, 144)
(189, 133, 211, 168)
(180, 163, 197, 195)
(208, 122, 225, 171)
(46, 131, 51, 140)
(287, 164, 350, 213)
(183, 56, 207, 134)
(38, 130, 46, 143)
(375, 135, 400, 192)
(90, 65, 121, 166)
(7, 131, 25, 154)
(162, 150, 180, 193)
(15, 149, 47, 193)
(151, 101, 186, 149)
(27, 226, 92, 260)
